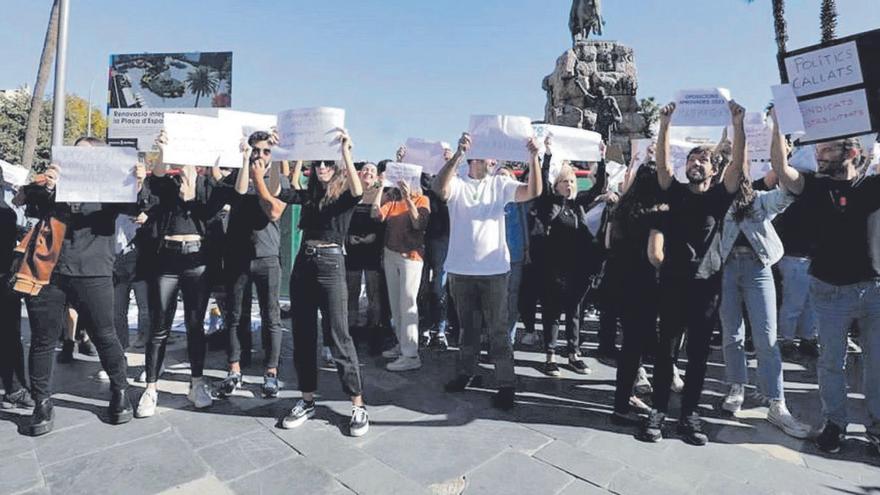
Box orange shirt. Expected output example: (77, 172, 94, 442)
(379, 194, 430, 261)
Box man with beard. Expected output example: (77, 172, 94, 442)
(638, 100, 746, 445)
(769, 111, 880, 455)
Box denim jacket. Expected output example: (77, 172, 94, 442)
(719, 188, 795, 267)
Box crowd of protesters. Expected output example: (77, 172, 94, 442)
(0, 100, 878, 457)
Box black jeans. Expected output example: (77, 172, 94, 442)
(113, 249, 150, 349)
(0, 275, 26, 393)
(145, 250, 210, 383)
(290, 248, 362, 397)
(519, 237, 546, 334)
(226, 256, 283, 369)
(614, 267, 659, 413)
(541, 267, 590, 356)
(598, 261, 624, 353)
(652, 272, 722, 416)
(26, 275, 128, 401)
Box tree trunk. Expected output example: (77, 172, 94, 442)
(772, 0, 788, 81)
(820, 0, 838, 43)
(21, 0, 60, 170)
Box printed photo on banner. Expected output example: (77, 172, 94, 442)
(382, 162, 423, 190)
(467, 115, 535, 163)
(52, 146, 139, 203)
(533, 124, 602, 162)
(276, 107, 345, 161)
(403, 138, 450, 175)
(670, 88, 732, 127)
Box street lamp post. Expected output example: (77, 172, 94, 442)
(50, 0, 70, 147)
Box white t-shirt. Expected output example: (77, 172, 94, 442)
(444, 174, 521, 276)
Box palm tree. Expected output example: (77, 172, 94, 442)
(185, 66, 220, 108)
(820, 0, 838, 43)
(22, 0, 60, 169)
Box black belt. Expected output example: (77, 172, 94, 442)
(301, 245, 342, 256)
(159, 239, 202, 254)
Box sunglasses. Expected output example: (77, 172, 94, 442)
(314, 161, 336, 169)
(251, 147, 272, 157)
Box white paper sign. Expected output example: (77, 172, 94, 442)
(749, 162, 772, 181)
(382, 162, 423, 190)
(53, 146, 138, 203)
(218, 109, 277, 139)
(276, 107, 345, 161)
(467, 115, 534, 163)
(671, 88, 732, 127)
(771, 84, 807, 135)
(533, 124, 602, 162)
(732, 113, 774, 163)
(108, 107, 219, 151)
(799, 89, 872, 143)
(784, 41, 863, 97)
(606, 160, 627, 192)
(162, 113, 242, 168)
(0, 159, 29, 187)
(630, 138, 655, 166)
(789, 144, 818, 173)
(404, 138, 450, 175)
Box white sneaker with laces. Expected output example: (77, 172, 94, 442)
(381, 345, 401, 359)
(633, 366, 653, 395)
(386, 355, 422, 372)
(767, 400, 810, 439)
(188, 377, 213, 409)
(349, 405, 369, 437)
(136, 388, 158, 418)
(722, 383, 745, 414)
(670, 365, 685, 393)
(281, 399, 315, 429)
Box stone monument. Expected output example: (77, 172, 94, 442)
(542, 0, 648, 162)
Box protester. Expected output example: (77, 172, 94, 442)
(535, 147, 611, 377)
(638, 100, 746, 446)
(251, 130, 369, 437)
(112, 209, 150, 351)
(15, 136, 142, 436)
(136, 131, 227, 417)
(496, 165, 530, 345)
(717, 154, 810, 438)
(769, 110, 880, 455)
(433, 132, 541, 410)
(215, 131, 289, 400)
(607, 162, 666, 425)
(345, 162, 385, 355)
(371, 170, 430, 371)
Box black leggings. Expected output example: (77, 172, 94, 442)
(614, 269, 660, 413)
(145, 250, 210, 383)
(0, 275, 26, 393)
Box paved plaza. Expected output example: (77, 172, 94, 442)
(2, 309, 879, 495)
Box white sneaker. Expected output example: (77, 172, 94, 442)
(136, 369, 146, 383)
(136, 388, 158, 418)
(633, 366, 653, 395)
(93, 370, 110, 382)
(188, 377, 213, 409)
(321, 346, 335, 365)
(386, 356, 422, 372)
(281, 399, 315, 429)
(520, 332, 541, 347)
(722, 383, 745, 414)
(670, 365, 685, 393)
(767, 400, 810, 439)
(381, 345, 401, 359)
(349, 405, 369, 437)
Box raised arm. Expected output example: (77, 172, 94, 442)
(722, 100, 747, 194)
(258, 163, 287, 222)
(340, 130, 362, 198)
(399, 181, 429, 229)
(655, 103, 675, 191)
(432, 133, 470, 202)
(514, 138, 543, 203)
(769, 109, 804, 195)
(290, 160, 304, 190)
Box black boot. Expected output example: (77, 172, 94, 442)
(58, 340, 74, 363)
(28, 399, 54, 436)
(108, 389, 133, 425)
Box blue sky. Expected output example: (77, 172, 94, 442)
(1, 0, 879, 160)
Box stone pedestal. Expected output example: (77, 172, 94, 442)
(542, 40, 647, 162)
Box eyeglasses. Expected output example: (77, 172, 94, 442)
(251, 147, 272, 157)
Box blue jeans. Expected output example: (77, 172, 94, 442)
(811, 277, 880, 433)
(425, 237, 449, 335)
(777, 256, 817, 341)
(720, 250, 784, 400)
(506, 261, 524, 344)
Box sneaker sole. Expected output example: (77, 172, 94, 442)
(281, 410, 315, 429)
(637, 432, 663, 443)
(386, 365, 422, 372)
(135, 408, 156, 419)
(350, 423, 369, 437)
(767, 415, 810, 439)
(722, 403, 743, 415)
(29, 421, 54, 437)
(109, 409, 133, 425)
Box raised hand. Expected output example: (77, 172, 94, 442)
(45, 164, 60, 190)
(659, 102, 676, 129)
(729, 100, 746, 126)
(527, 137, 541, 157)
(396, 145, 407, 162)
(398, 180, 412, 198)
(457, 132, 471, 154)
(250, 158, 268, 180)
(155, 130, 168, 150)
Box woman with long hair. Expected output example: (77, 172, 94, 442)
(371, 174, 430, 371)
(717, 136, 809, 438)
(251, 130, 369, 437)
(608, 162, 667, 424)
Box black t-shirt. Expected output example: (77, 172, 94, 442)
(221, 172, 291, 260)
(661, 181, 735, 278)
(277, 188, 360, 246)
(610, 207, 665, 276)
(773, 198, 814, 257)
(55, 202, 136, 277)
(345, 202, 383, 271)
(799, 174, 880, 285)
(148, 175, 219, 237)
(421, 176, 450, 241)
(0, 200, 17, 275)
